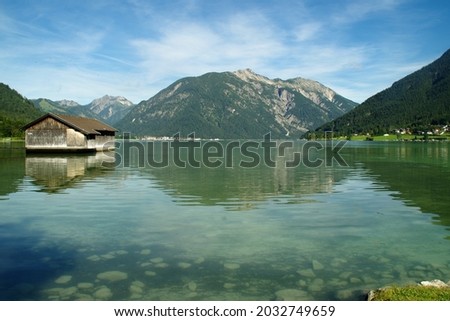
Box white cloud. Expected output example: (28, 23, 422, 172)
(332, 0, 405, 24)
(0, 0, 446, 105)
(2, 63, 144, 104)
(294, 22, 322, 42)
(130, 11, 286, 81)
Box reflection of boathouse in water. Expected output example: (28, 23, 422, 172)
(23, 113, 116, 153)
(25, 153, 115, 193)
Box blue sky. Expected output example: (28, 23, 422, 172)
(1, 0, 449, 104)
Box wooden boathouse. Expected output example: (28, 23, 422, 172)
(23, 113, 117, 153)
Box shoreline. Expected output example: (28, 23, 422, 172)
(368, 279, 450, 301)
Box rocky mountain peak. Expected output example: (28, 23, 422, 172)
(233, 69, 273, 85)
(288, 78, 336, 103)
(233, 69, 336, 103)
(90, 95, 134, 108)
(56, 99, 80, 107)
(116, 70, 357, 138)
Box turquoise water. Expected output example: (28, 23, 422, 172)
(0, 140, 449, 300)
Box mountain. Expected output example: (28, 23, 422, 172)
(309, 48, 450, 137)
(0, 83, 42, 137)
(32, 95, 134, 125)
(32, 98, 93, 117)
(85, 95, 134, 124)
(116, 69, 357, 138)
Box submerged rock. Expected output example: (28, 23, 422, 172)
(150, 257, 164, 263)
(97, 271, 128, 282)
(60, 286, 78, 298)
(129, 284, 144, 295)
(327, 278, 348, 287)
(336, 289, 354, 300)
(94, 286, 113, 300)
(77, 282, 94, 289)
(132, 281, 145, 288)
(194, 257, 205, 264)
(308, 278, 325, 292)
(275, 289, 310, 301)
(75, 293, 93, 301)
(224, 263, 240, 270)
(296, 269, 315, 278)
(140, 249, 152, 255)
(101, 253, 116, 260)
(187, 281, 197, 292)
(145, 271, 156, 277)
(297, 280, 307, 287)
(86, 255, 101, 262)
(129, 281, 145, 299)
(312, 260, 324, 270)
(55, 275, 72, 284)
(330, 258, 347, 267)
(155, 262, 169, 268)
(178, 262, 192, 269)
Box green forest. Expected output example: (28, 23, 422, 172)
(308, 49, 450, 138)
(0, 83, 42, 137)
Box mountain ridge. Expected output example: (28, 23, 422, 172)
(309, 48, 450, 137)
(116, 69, 358, 138)
(32, 95, 134, 125)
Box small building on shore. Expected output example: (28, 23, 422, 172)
(23, 113, 117, 153)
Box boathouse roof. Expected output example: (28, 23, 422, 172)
(24, 113, 117, 135)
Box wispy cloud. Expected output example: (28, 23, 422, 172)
(0, 0, 448, 104)
(294, 22, 322, 42)
(332, 0, 405, 24)
(130, 11, 286, 81)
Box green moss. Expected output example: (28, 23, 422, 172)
(371, 285, 450, 301)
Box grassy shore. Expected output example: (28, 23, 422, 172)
(369, 285, 450, 301)
(338, 134, 450, 141)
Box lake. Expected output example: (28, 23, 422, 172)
(0, 139, 449, 300)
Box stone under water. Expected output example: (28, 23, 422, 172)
(312, 260, 324, 270)
(155, 262, 169, 268)
(150, 257, 164, 263)
(187, 281, 197, 292)
(94, 286, 113, 300)
(275, 289, 310, 301)
(54, 275, 72, 284)
(97, 271, 128, 282)
(77, 282, 94, 289)
(86, 255, 101, 262)
(224, 263, 240, 270)
(297, 269, 315, 278)
(101, 253, 116, 260)
(178, 262, 192, 269)
(194, 257, 205, 264)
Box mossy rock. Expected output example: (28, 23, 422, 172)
(369, 284, 450, 301)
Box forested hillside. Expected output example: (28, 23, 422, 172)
(116, 69, 357, 138)
(0, 83, 42, 137)
(309, 49, 450, 137)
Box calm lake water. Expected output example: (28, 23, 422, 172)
(0, 140, 449, 301)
